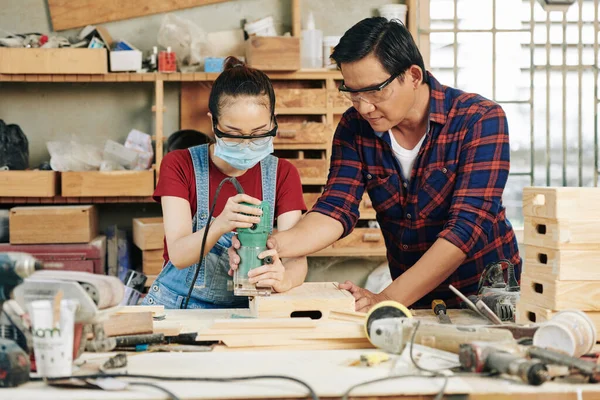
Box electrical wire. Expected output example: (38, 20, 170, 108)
(129, 382, 182, 400)
(182, 177, 244, 309)
(33, 373, 319, 400)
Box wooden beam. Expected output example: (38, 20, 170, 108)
(48, 0, 232, 31)
(292, 0, 302, 37)
(154, 79, 164, 180)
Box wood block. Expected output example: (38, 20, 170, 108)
(62, 170, 154, 197)
(523, 186, 600, 220)
(249, 282, 355, 319)
(516, 301, 600, 334)
(520, 274, 600, 311)
(246, 36, 300, 71)
(103, 311, 153, 337)
(116, 305, 164, 317)
(153, 321, 182, 336)
(523, 216, 600, 250)
(0, 171, 59, 197)
(274, 122, 329, 145)
(275, 88, 327, 109)
(524, 245, 600, 280)
(143, 249, 164, 276)
(0, 48, 107, 74)
(133, 217, 164, 250)
(287, 159, 329, 185)
(9, 205, 98, 244)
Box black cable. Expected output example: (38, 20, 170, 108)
(129, 382, 181, 400)
(33, 373, 319, 400)
(181, 177, 244, 309)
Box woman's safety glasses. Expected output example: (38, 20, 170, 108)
(213, 118, 278, 148)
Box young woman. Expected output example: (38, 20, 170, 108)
(142, 57, 307, 309)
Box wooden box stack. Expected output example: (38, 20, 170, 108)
(132, 217, 165, 286)
(516, 187, 600, 332)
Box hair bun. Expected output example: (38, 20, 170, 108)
(223, 56, 246, 71)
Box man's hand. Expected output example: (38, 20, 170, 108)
(247, 249, 291, 293)
(228, 235, 279, 275)
(339, 281, 390, 313)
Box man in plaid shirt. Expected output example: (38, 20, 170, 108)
(230, 17, 521, 311)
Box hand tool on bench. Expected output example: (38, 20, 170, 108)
(431, 299, 452, 324)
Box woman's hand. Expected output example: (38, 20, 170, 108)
(246, 249, 291, 293)
(212, 194, 263, 235)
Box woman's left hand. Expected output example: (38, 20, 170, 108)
(246, 249, 291, 293)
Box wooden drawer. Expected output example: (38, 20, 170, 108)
(275, 122, 330, 147)
(275, 89, 327, 110)
(143, 249, 164, 276)
(0, 171, 59, 197)
(523, 216, 600, 250)
(312, 228, 386, 257)
(523, 186, 600, 220)
(524, 245, 600, 281)
(303, 192, 376, 219)
(520, 274, 600, 311)
(287, 159, 329, 185)
(133, 217, 164, 250)
(10, 205, 98, 244)
(62, 170, 154, 197)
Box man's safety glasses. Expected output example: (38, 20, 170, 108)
(213, 118, 278, 148)
(339, 71, 402, 105)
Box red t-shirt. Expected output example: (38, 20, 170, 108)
(153, 149, 306, 262)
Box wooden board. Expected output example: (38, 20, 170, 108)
(116, 305, 164, 317)
(9, 205, 98, 244)
(47, 0, 231, 31)
(275, 88, 327, 109)
(133, 217, 164, 250)
(246, 37, 300, 71)
(524, 245, 600, 280)
(523, 216, 600, 250)
(0, 48, 107, 74)
(143, 249, 164, 276)
(287, 159, 329, 185)
(520, 274, 600, 311)
(523, 186, 600, 220)
(516, 301, 600, 333)
(0, 171, 59, 197)
(62, 170, 154, 197)
(249, 282, 354, 319)
(103, 311, 153, 337)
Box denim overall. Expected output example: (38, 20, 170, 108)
(142, 144, 277, 309)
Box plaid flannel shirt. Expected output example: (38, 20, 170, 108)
(312, 72, 521, 307)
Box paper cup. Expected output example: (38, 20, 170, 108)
(533, 309, 597, 357)
(29, 299, 78, 377)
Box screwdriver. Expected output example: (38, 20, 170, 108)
(432, 299, 452, 324)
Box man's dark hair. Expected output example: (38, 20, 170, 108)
(167, 129, 212, 152)
(331, 17, 427, 83)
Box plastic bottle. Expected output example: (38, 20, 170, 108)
(301, 11, 323, 69)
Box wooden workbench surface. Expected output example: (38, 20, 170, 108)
(7, 308, 600, 399)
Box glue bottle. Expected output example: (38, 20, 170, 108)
(301, 11, 323, 69)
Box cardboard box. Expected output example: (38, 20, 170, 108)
(0, 48, 108, 74)
(133, 217, 164, 250)
(110, 50, 142, 72)
(246, 36, 300, 71)
(0, 171, 59, 197)
(9, 205, 98, 244)
(61, 170, 154, 197)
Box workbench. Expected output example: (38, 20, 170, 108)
(6, 309, 600, 399)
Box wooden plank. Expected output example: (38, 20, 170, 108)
(276, 88, 327, 109)
(116, 305, 164, 317)
(210, 318, 317, 330)
(524, 245, 600, 280)
(516, 302, 600, 334)
(61, 170, 154, 197)
(133, 217, 164, 250)
(0, 48, 107, 74)
(47, 0, 231, 31)
(0, 171, 58, 197)
(523, 186, 600, 220)
(523, 216, 600, 250)
(329, 310, 367, 324)
(520, 274, 600, 311)
(143, 249, 164, 276)
(292, 0, 301, 38)
(249, 282, 354, 319)
(153, 321, 183, 336)
(103, 311, 153, 337)
(246, 37, 301, 71)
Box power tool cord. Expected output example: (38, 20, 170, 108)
(34, 373, 319, 400)
(181, 177, 244, 310)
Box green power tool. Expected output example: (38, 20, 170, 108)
(234, 201, 273, 297)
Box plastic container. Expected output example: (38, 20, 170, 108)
(378, 4, 408, 25)
(532, 309, 597, 357)
(301, 11, 323, 69)
(322, 36, 341, 69)
(244, 16, 277, 37)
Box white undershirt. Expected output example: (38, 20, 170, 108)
(388, 130, 427, 181)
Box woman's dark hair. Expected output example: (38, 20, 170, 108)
(208, 56, 276, 119)
(331, 17, 427, 83)
(167, 129, 212, 152)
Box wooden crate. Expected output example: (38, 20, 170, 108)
(523, 186, 600, 220)
(303, 192, 376, 219)
(62, 170, 154, 197)
(524, 245, 600, 281)
(0, 171, 59, 197)
(143, 249, 164, 276)
(520, 274, 600, 311)
(275, 122, 330, 147)
(133, 217, 164, 250)
(275, 88, 327, 110)
(287, 159, 329, 185)
(246, 36, 300, 71)
(10, 205, 98, 244)
(523, 216, 600, 250)
(249, 282, 355, 319)
(0, 48, 108, 74)
(313, 228, 386, 257)
(516, 301, 600, 332)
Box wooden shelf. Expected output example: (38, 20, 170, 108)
(0, 196, 154, 205)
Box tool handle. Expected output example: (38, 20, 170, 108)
(413, 323, 514, 354)
(432, 299, 446, 314)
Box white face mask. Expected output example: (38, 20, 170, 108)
(214, 138, 274, 170)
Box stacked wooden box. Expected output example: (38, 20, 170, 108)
(133, 217, 165, 287)
(516, 187, 600, 333)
